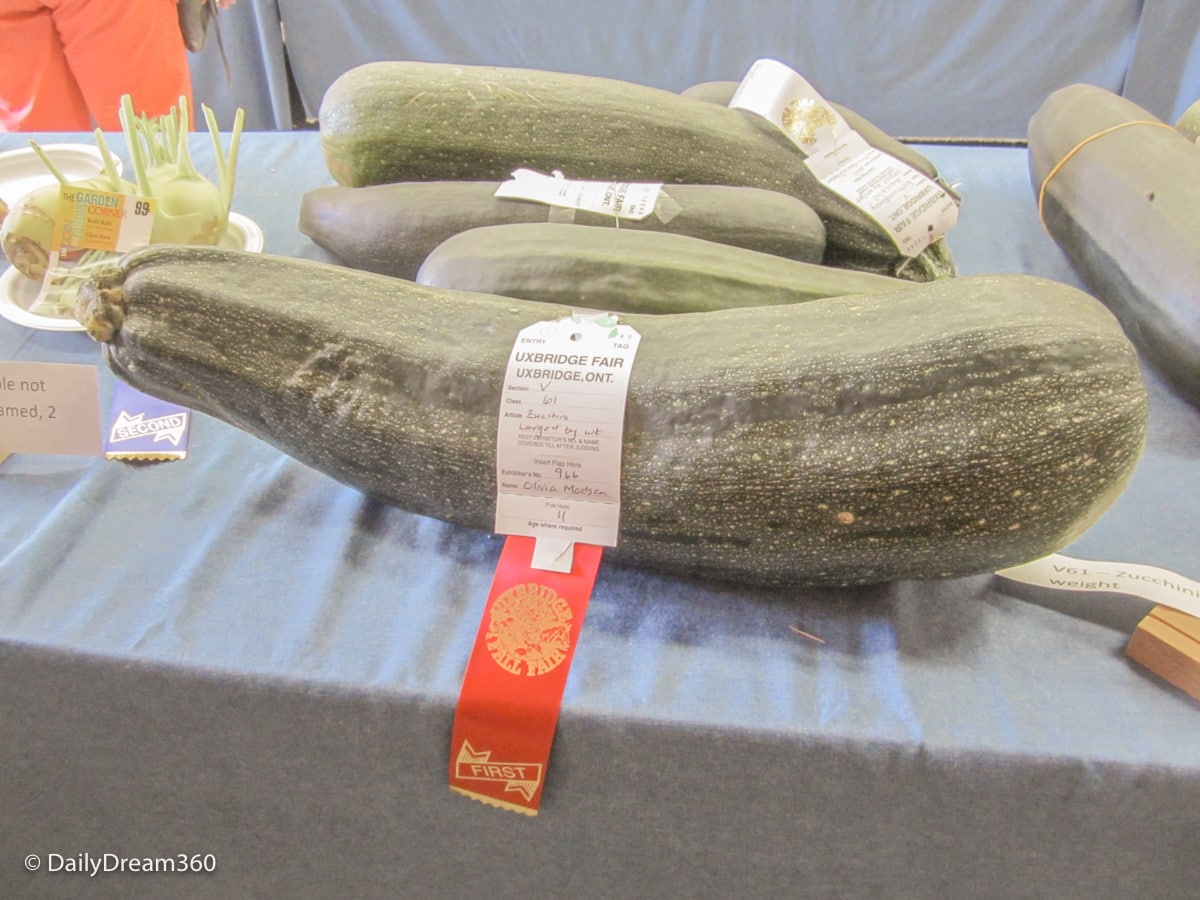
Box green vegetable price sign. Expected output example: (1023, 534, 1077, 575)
(52, 185, 155, 255)
(32, 186, 155, 317)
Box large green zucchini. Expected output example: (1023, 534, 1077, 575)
(77, 244, 1142, 592)
(317, 60, 956, 281)
(299, 181, 827, 280)
(415, 222, 899, 313)
(1029, 83, 1200, 407)
(76, 246, 1145, 587)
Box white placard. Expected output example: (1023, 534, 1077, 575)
(996, 553, 1200, 619)
(0, 361, 102, 456)
(495, 313, 641, 570)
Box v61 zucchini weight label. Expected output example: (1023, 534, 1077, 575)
(495, 313, 640, 569)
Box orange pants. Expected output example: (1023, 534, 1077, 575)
(0, 0, 192, 132)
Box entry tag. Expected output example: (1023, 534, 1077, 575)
(449, 312, 640, 815)
(495, 169, 663, 221)
(0, 361, 102, 457)
(494, 312, 641, 570)
(34, 185, 155, 317)
(729, 58, 959, 257)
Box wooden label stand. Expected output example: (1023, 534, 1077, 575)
(1127, 606, 1200, 702)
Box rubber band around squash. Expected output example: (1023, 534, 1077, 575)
(1037, 119, 1179, 231)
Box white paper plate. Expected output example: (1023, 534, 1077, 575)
(0, 212, 264, 332)
(0, 143, 118, 210)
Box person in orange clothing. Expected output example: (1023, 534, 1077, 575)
(0, 0, 217, 132)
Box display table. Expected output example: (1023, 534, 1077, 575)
(2, 131, 1198, 898)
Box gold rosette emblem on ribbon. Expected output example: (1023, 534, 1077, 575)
(781, 97, 838, 145)
(486, 582, 573, 676)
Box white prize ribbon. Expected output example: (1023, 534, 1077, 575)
(729, 58, 958, 257)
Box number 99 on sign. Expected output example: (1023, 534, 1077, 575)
(133, 200, 151, 216)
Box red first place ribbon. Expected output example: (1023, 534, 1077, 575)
(449, 535, 604, 814)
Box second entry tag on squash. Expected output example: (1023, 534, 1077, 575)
(494, 313, 641, 571)
(730, 58, 959, 258)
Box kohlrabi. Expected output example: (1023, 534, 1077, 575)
(1, 94, 244, 318)
(0, 136, 135, 281)
(121, 94, 243, 245)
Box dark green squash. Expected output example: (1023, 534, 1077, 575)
(317, 60, 957, 281)
(76, 246, 1145, 587)
(299, 181, 826, 280)
(415, 222, 899, 313)
(1029, 83, 1200, 407)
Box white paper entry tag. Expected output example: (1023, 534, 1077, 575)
(996, 553, 1200, 620)
(729, 58, 959, 256)
(495, 314, 641, 566)
(818, 148, 960, 258)
(495, 169, 663, 221)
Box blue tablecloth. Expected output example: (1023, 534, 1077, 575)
(2, 130, 1198, 899)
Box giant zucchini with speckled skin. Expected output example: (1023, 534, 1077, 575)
(317, 60, 957, 281)
(76, 246, 1146, 587)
